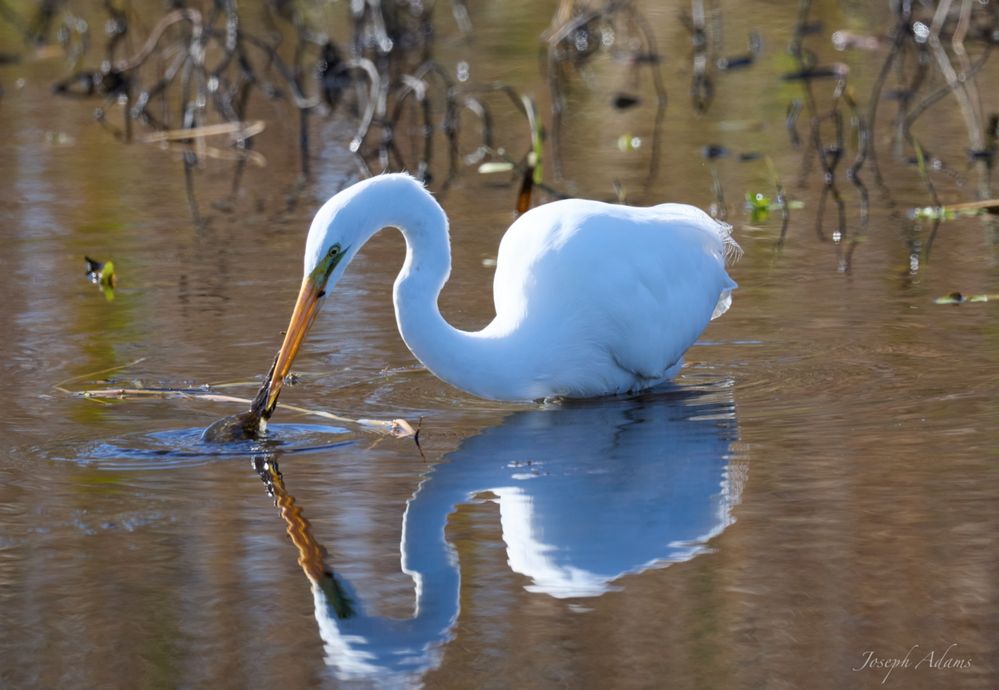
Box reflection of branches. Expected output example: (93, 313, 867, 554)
(863, 6, 909, 191)
(842, 89, 869, 273)
(865, 0, 997, 262)
(784, 0, 878, 272)
(384, 62, 457, 180)
(786, 1, 852, 268)
(40, 0, 680, 228)
(543, 0, 666, 182)
(786, 100, 803, 149)
(707, 158, 726, 220)
(117, 8, 203, 72)
(0, 0, 67, 46)
(453, 84, 570, 207)
(337, 58, 384, 153)
(50, 1, 447, 225)
(926, 0, 992, 198)
(683, 0, 717, 114)
(767, 156, 791, 251)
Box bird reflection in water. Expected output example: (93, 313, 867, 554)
(253, 385, 743, 686)
(253, 459, 355, 620)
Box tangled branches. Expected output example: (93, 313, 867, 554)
(41, 0, 546, 223)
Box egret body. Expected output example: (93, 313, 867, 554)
(264, 173, 738, 407)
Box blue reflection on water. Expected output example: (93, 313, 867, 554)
(71, 423, 354, 470)
(304, 386, 742, 687)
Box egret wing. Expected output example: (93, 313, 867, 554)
(492, 200, 736, 388)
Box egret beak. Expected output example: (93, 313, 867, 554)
(263, 275, 325, 417)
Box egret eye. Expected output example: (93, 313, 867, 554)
(320, 244, 342, 281)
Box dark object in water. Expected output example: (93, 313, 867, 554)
(985, 114, 998, 165)
(781, 64, 848, 81)
(516, 162, 535, 215)
(53, 69, 129, 98)
(317, 40, 349, 111)
(717, 31, 760, 71)
(883, 89, 913, 101)
(201, 354, 279, 443)
(738, 152, 763, 161)
(630, 52, 661, 65)
(968, 148, 993, 163)
(84, 256, 116, 297)
(84, 256, 105, 283)
(717, 54, 754, 70)
(612, 93, 640, 110)
(797, 20, 823, 36)
(702, 145, 729, 160)
(933, 291, 998, 304)
(200, 408, 266, 443)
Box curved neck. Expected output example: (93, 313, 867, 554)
(310, 468, 467, 684)
(257, 450, 464, 684)
(347, 176, 509, 399)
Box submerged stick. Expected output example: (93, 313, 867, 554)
(71, 386, 415, 438)
(56, 354, 414, 439)
(140, 119, 265, 143)
(53, 357, 149, 394)
(912, 197, 999, 220)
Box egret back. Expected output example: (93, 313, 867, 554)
(490, 199, 737, 396)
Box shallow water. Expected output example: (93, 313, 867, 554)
(2, 1, 998, 689)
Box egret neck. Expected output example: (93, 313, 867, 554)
(264, 176, 511, 412)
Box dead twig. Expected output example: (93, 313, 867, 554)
(67, 387, 416, 438)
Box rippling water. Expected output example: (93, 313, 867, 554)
(1, 1, 997, 689)
(66, 424, 355, 470)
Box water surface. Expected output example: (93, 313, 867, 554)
(1, 1, 997, 689)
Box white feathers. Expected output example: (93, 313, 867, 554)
(305, 174, 739, 400)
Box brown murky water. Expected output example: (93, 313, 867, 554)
(2, 2, 998, 689)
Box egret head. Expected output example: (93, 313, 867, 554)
(262, 193, 365, 416)
(260, 173, 436, 417)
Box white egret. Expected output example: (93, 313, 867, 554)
(263, 173, 738, 408)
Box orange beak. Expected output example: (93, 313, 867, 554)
(263, 275, 324, 417)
